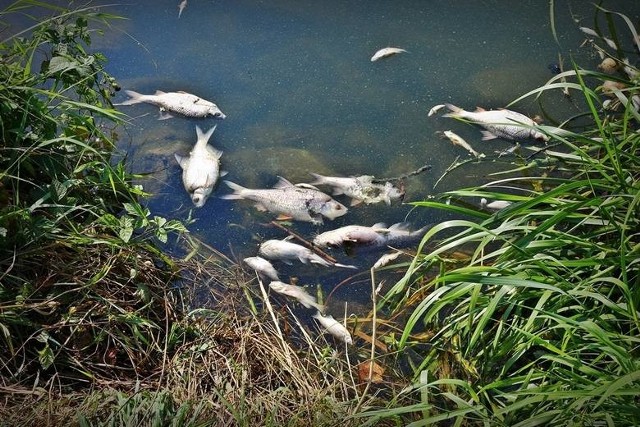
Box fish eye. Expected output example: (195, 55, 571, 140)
(213, 112, 221, 117)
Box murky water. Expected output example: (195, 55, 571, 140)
(67, 1, 640, 310)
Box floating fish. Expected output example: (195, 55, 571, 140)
(480, 198, 512, 211)
(174, 125, 223, 207)
(268, 281, 325, 312)
(115, 90, 226, 119)
(312, 312, 353, 345)
(443, 130, 485, 159)
(313, 223, 388, 248)
(258, 238, 356, 269)
(428, 104, 446, 116)
(308, 173, 404, 206)
(443, 104, 548, 142)
(178, 0, 187, 18)
(313, 222, 428, 249)
(220, 177, 347, 225)
(243, 256, 279, 281)
(372, 251, 403, 269)
(371, 47, 407, 62)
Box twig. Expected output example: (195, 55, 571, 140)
(353, 267, 379, 412)
(371, 163, 432, 183)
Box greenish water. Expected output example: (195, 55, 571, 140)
(92, 0, 640, 310)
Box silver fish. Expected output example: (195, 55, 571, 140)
(243, 256, 279, 281)
(312, 312, 353, 345)
(258, 238, 356, 269)
(428, 104, 446, 117)
(480, 198, 512, 211)
(313, 223, 389, 248)
(314, 222, 428, 249)
(220, 177, 347, 225)
(309, 173, 404, 206)
(444, 104, 548, 142)
(178, 0, 187, 18)
(371, 47, 407, 62)
(372, 251, 403, 270)
(174, 125, 222, 208)
(116, 90, 226, 119)
(269, 281, 325, 312)
(443, 130, 485, 159)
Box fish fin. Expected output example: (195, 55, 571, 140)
(195, 125, 216, 149)
(174, 153, 188, 169)
(113, 90, 144, 106)
(219, 180, 246, 199)
(389, 222, 411, 231)
(276, 213, 293, 221)
(334, 262, 358, 270)
(283, 235, 295, 241)
(158, 110, 174, 120)
(444, 103, 462, 114)
(154, 90, 166, 95)
(481, 131, 498, 140)
(296, 183, 320, 190)
(475, 106, 486, 112)
(350, 198, 363, 206)
(220, 170, 228, 177)
(308, 172, 325, 185)
(273, 176, 295, 189)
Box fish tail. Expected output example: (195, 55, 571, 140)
(311, 302, 327, 313)
(195, 125, 217, 148)
(442, 103, 462, 118)
(308, 172, 326, 185)
(219, 180, 246, 199)
(334, 262, 358, 270)
(115, 90, 145, 105)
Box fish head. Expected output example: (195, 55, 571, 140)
(319, 200, 348, 220)
(208, 106, 226, 119)
(532, 130, 549, 143)
(384, 182, 405, 203)
(191, 188, 211, 207)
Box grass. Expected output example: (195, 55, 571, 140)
(354, 6, 640, 426)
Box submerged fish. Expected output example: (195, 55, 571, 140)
(174, 125, 222, 207)
(115, 90, 226, 119)
(443, 104, 548, 142)
(220, 177, 347, 225)
(269, 281, 325, 312)
(258, 238, 356, 269)
(178, 0, 187, 18)
(243, 256, 280, 281)
(308, 173, 404, 206)
(371, 47, 407, 62)
(312, 312, 353, 345)
(314, 222, 428, 249)
(372, 251, 403, 270)
(443, 130, 485, 159)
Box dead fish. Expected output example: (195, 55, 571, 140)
(308, 173, 404, 206)
(313, 312, 353, 345)
(220, 177, 347, 225)
(243, 256, 279, 281)
(428, 104, 446, 116)
(444, 104, 548, 142)
(314, 222, 428, 249)
(258, 238, 356, 269)
(443, 130, 485, 159)
(115, 90, 226, 119)
(480, 198, 512, 211)
(371, 47, 407, 62)
(178, 0, 187, 18)
(174, 125, 223, 207)
(269, 281, 325, 312)
(372, 251, 403, 269)
(313, 223, 389, 248)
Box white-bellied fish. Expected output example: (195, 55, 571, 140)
(174, 125, 223, 208)
(258, 238, 356, 269)
(313, 223, 389, 248)
(443, 130, 485, 159)
(243, 256, 280, 281)
(312, 312, 353, 345)
(371, 47, 407, 62)
(115, 90, 225, 119)
(480, 198, 512, 211)
(308, 173, 404, 206)
(443, 104, 548, 142)
(428, 104, 446, 117)
(268, 281, 325, 312)
(220, 177, 347, 225)
(373, 251, 403, 270)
